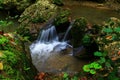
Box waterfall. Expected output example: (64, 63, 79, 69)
(62, 20, 75, 41)
(30, 24, 72, 71)
(38, 25, 58, 43)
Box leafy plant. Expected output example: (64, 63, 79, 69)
(70, 17, 87, 47)
(0, 20, 13, 28)
(83, 51, 113, 75)
(63, 72, 69, 80)
(82, 34, 92, 46)
(54, 9, 70, 26)
(94, 51, 103, 57)
(52, 0, 64, 6)
(83, 62, 102, 74)
(0, 35, 9, 45)
(0, 0, 3, 9)
(102, 27, 113, 33)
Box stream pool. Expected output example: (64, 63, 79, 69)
(30, 1, 120, 73)
(64, 1, 120, 24)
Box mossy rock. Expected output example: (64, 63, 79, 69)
(19, 0, 57, 24)
(0, 0, 32, 12)
(17, 0, 58, 41)
(53, 8, 71, 33)
(52, 0, 64, 6)
(0, 33, 38, 79)
(70, 17, 87, 48)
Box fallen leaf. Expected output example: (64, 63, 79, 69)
(0, 62, 3, 70)
(106, 36, 112, 40)
(118, 51, 120, 55)
(111, 57, 117, 61)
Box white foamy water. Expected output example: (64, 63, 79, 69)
(29, 23, 88, 73)
(30, 25, 72, 71)
(30, 41, 69, 68)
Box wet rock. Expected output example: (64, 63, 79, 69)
(17, 0, 58, 41)
(70, 17, 87, 48)
(53, 9, 71, 33)
(73, 41, 98, 58)
(73, 46, 86, 57)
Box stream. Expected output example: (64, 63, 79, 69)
(1, 1, 120, 73)
(64, 1, 120, 24)
(30, 1, 120, 73)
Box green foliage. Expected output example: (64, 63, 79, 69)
(100, 18, 120, 47)
(0, 34, 37, 79)
(31, 16, 45, 23)
(107, 71, 120, 80)
(0, 20, 13, 32)
(16, 25, 31, 40)
(94, 51, 107, 57)
(52, 0, 63, 6)
(0, 0, 31, 12)
(98, 57, 106, 64)
(54, 9, 70, 26)
(63, 72, 69, 80)
(82, 34, 92, 46)
(83, 62, 102, 74)
(83, 51, 113, 75)
(3, 50, 17, 65)
(0, 20, 13, 28)
(0, 0, 3, 9)
(73, 17, 87, 31)
(0, 35, 9, 45)
(114, 27, 120, 33)
(70, 17, 87, 47)
(103, 27, 113, 33)
(71, 76, 78, 80)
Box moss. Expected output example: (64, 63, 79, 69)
(53, 8, 70, 33)
(70, 17, 87, 47)
(52, 0, 64, 6)
(17, 0, 58, 41)
(19, 0, 57, 24)
(0, 33, 37, 79)
(53, 9, 70, 27)
(0, 0, 33, 12)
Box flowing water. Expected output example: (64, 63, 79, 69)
(30, 1, 120, 73)
(62, 20, 75, 41)
(30, 22, 90, 73)
(30, 25, 79, 72)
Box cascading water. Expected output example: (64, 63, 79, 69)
(30, 24, 72, 71)
(62, 20, 75, 41)
(29, 21, 88, 73)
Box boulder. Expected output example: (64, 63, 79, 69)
(70, 17, 87, 48)
(73, 45, 86, 57)
(0, 33, 38, 79)
(19, 0, 57, 24)
(17, 0, 58, 41)
(0, 0, 32, 12)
